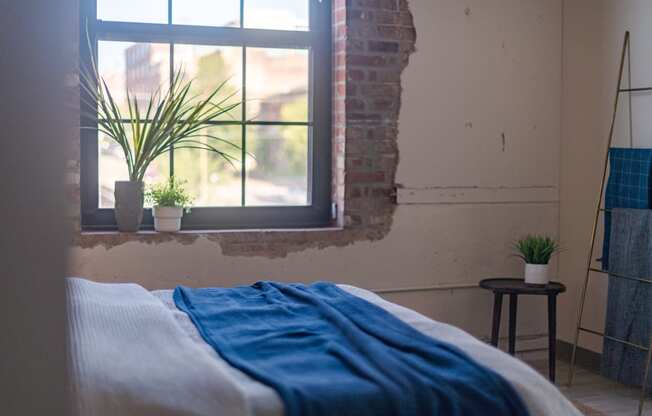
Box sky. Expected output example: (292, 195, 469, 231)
(97, 0, 309, 30)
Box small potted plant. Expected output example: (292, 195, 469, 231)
(513, 235, 560, 285)
(146, 177, 193, 233)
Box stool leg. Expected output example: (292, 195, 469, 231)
(508, 294, 518, 355)
(548, 294, 557, 382)
(491, 293, 503, 347)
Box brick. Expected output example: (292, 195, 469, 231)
(347, 69, 365, 81)
(348, 9, 374, 23)
(348, 112, 383, 121)
(347, 54, 389, 67)
(399, 11, 413, 25)
(353, 0, 381, 8)
(347, 171, 386, 183)
(359, 83, 400, 97)
(347, 39, 366, 53)
(379, 0, 399, 10)
(333, 8, 346, 23)
(377, 25, 399, 39)
(371, 98, 396, 111)
(368, 40, 400, 53)
(399, 27, 417, 41)
(346, 99, 366, 111)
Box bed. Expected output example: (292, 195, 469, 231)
(67, 278, 581, 416)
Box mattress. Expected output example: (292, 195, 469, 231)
(67, 278, 581, 416)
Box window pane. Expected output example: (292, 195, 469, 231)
(246, 125, 308, 206)
(245, 0, 308, 31)
(174, 44, 242, 121)
(174, 125, 243, 207)
(98, 41, 170, 116)
(172, 0, 240, 27)
(99, 126, 169, 208)
(97, 0, 168, 24)
(246, 48, 309, 122)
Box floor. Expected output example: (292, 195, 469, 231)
(528, 359, 651, 416)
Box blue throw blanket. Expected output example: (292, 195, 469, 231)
(174, 281, 529, 416)
(602, 148, 652, 270)
(602, 208, 652, 392)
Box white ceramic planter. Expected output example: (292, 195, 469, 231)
(152, 206, 183, 232)
(524, 263, 549, 285)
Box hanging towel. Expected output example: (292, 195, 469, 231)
(174, 281, 530, 416)
(602, 148, 652, 270)
(602, 208, 652, 391)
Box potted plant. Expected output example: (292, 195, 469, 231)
(80, 56, 241, 232)
(513, 235, 561, 286)
(146, 177, 192, 232)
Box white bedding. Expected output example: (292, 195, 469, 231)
(67, 278, 581, 416)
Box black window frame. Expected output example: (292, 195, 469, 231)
(80, 0, 332, 231)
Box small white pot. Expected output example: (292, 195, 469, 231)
(152, 206, 184, 232)
(524, 263, 549, 285)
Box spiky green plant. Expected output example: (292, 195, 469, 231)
(146, 177, 193, 211)
(79, 48, 241, 182)
(513, 235, 560, 265)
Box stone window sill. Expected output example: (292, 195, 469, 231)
(75, 227, 346, 253)
(80, 227, 343, 237)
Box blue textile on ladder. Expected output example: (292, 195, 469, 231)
(602, 208, 652, 392)
(602, 148, 652, 270)
(174, 281, 529, 416)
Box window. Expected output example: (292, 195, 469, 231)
(80, 0, 332, 230)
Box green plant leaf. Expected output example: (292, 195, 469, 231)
(512, 235, 560, 264)
(145, 177, 193, 208)
(80, 33, 244, 184)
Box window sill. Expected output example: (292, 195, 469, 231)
(75, 227, 346, 253)
(80, 227, 343, 237)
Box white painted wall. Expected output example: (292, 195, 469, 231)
(69, 0, 563, 348)
(559, 0, 652, 352)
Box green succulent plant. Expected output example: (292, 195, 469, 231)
(146, 177, 193, 211)
(513, 235, 560, 265)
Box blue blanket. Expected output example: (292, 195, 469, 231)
(602, 208, 652, 392)
(174, 281, 529, 416)
(602, 148, 652, 270)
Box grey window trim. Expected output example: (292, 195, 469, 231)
(80, 0, 332, 231)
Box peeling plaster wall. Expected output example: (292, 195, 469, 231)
(397, 0, 561, 191)
(70, 0, 563, 344)
(559, 0, 652, 352)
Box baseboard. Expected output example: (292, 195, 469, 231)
(556, 340, 602, 373)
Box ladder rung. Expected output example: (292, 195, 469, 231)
(619, 87, 652, 93)
(579, 327, 650, 351)
(588, 268, 652, 284)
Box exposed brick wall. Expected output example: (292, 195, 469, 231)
(72, 0, 416, 257)
(333, 0, 415, 231)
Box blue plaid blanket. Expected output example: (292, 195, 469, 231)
(602, 148, 652, 270)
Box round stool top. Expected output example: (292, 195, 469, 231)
(479, 278, 566, 295)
